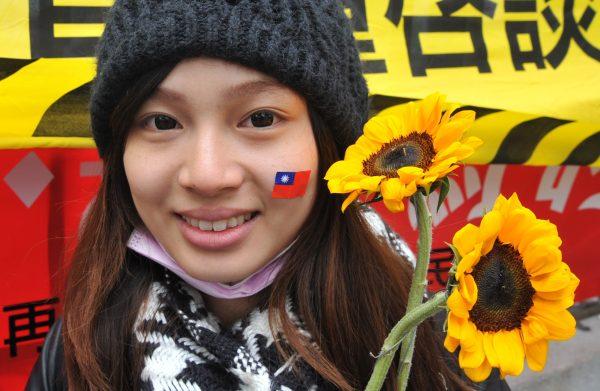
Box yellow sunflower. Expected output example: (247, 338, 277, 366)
(324, 93, 481, 213)
(445, 193, 579, 382)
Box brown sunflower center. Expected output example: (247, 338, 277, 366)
(469, 240, 535, 332)
(362, 132, 435, 177)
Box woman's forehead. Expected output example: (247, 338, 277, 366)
(157, 57, 295, 99)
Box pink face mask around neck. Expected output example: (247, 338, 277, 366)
(127, 228, 293, 299)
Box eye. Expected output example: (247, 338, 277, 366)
(142, 114, 182, 132)
(240, 110, 279, 128)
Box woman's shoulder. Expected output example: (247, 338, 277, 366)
(25, 317, 66, 391)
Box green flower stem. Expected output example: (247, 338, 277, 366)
(364, 291, 447, 391)
(397, 192, 433, 390)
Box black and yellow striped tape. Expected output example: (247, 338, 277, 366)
(0, 59, 598, 166)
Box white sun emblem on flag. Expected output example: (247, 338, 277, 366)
(281, 174, 290, 184)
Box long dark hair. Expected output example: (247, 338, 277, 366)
(63, 63, 471, 390)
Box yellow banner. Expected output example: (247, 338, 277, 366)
(351, 0, 600, 125)
(0, 0, 598, 166)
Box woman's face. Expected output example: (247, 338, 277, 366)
(124, 57, 318, 283)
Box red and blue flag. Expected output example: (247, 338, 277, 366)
(271, 170, 311, 199)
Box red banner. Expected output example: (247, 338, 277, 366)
(0, 148, 100, 389)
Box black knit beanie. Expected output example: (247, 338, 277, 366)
(90, 0, 369, 158)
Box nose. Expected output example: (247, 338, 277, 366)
(177, 127, 244, 197)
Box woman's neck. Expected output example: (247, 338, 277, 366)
(202, 293, 262, 328)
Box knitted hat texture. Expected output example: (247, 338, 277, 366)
(91, 0, 369, 158)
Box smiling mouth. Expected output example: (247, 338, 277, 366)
(178, 212, 260, 232)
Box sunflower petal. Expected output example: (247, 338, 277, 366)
(535, 271, 579, 302)
(451, 109, 477, 123)
(460, 274, 478, 309)
(452, 223, 479, 256)
(363, 115, 396, 143)
(529, 306, 576, 341)
(328, 176, 366, 193)
(402, 101, 418, 134)
(433, 119, 472, 151)
(537, 292, 574, 309)
(444, 335, 460, 353)
(448, 288, 470, 319)
(456, 245, 482, 281)
(429, 156, 459, 174)
(459, 321, 480, 351)
(381, 179, 407, 199)
(324, 160, 363, 181)
(341, 190, 361, 213)
(440, 103, 461, 124)
(344, 144, 370, 161)
(522, 239, 562, 277)
(493, 193, 522, 217)
(432, 141, 461, 162)
(451, 143, 477, 162)
(525, 339, 548, 372)
(380, 178, 403, 197)
(492, 194, 508, 213)
(459, 330, 486, 369)
(478, 210, 502, 255)
(355, 135, 383, 156)
(521, 315, 549, 344)
(461, 136, 483, 152)
(482, 332, 499, 367)
(530, 262, 571, 292)
(358, 175, 385, 192)
(460, 345, 486, 371)
(463, 359, 492, 382)
(518, 220, 560, 254)
(447, 311, 466, 338)
(341, 178, 372, 192)
(493, 329, 525, 376)
(382, 199, 405, 212)
(419, 93, 444, 133)
(396, 166, 424, 183)
(532, 295, 574, 317)
(498, 207, 537, 247)
(380, 178, 416, 213)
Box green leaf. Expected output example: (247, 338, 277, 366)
(444, 242, 462, 295)
(445, 242, 462, 264)
(371, 194, 383, 202)
(436, 177, 450, 212)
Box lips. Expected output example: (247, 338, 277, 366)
(176, 211, 259, 251)
(180, 212, 256, 232)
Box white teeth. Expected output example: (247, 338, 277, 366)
(212, 220, 227, 231)
(198, 220, 212, 230)
(236, 215, 245, 226)
(183, 213, 255, 231)
(226, 217, 238, 228)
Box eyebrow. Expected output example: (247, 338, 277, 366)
(224, 79, 286, 100)
(151, 79, 286, 103)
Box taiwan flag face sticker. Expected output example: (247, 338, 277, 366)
(271, 170, 311, 199)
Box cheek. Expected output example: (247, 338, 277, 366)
(123, 142, 173, 210)
(279, 122, 318, 168)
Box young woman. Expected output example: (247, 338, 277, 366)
(26, 1, 508, 390)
